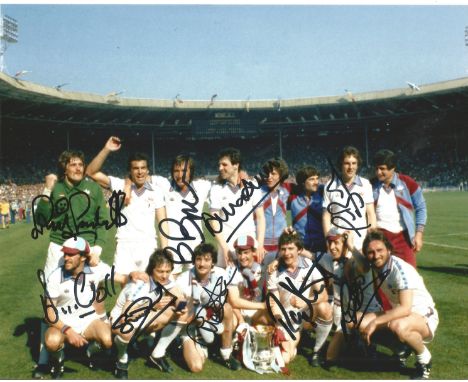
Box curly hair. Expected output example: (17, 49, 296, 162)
(57, 150, 85, 180)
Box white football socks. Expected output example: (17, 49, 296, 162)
(114, 335, 129, 364)
(313, 318, 333, 353)
(220, 347, 232, 361)
(151, 323, 184, 358)
(416, 346, 431, 364)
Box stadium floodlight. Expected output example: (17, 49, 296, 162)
(208, 93, 217, 107)
(465, 26, 468, 46)
(275, 97, 281, 112)
(175, 94, 183, 104)
(406, 81, 421, 91)
(106, 91, 124, 97)
(14, 69, 30, 78)
(0, 7, 18, 73)
(55, 83, 69, 91)
(106, 90, 124, 104)
(345, 89, 356, 102)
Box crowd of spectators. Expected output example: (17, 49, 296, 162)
(1, 123, 467, 225)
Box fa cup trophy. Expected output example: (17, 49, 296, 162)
(252, 325, 275, 371)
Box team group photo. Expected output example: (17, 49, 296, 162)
(0, 3, 467, 381)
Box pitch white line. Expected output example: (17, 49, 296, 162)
(425, 232, 468, 238)
(424, 241, 468, 251)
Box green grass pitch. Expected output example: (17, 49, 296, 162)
(0, 191, 467, 379)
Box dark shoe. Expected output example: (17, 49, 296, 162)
(412, 361, 432, 380)
(395, 345, 412, 369)
(148, 355, 173, 373)
(32, 364, 50, 379)
(50, 360, 64, 380)
(309, 352, 321, 367)
(224, 354, 242, 371)
(87, 351, 97, 370)
(114, 361, 128, 380)
(367, 343, 378, 361)
(322, 360, 338, 372)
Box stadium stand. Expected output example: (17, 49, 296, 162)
(0, 73, 467, 209)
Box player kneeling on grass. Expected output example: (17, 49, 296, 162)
(175, 243, 250, 372)
(110, 249, 188, 379)
(43, 237, 114, 379)
(357, 229, 438, 380)
(226, 235, 270, 328)
(317, 227, 382, 368)
(267, 232, 332, 366)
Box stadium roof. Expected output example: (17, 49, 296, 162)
(1, 72, 468, 138)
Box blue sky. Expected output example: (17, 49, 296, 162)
(3, 4, 468, 100)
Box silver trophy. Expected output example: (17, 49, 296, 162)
(251, 325, 275, 371)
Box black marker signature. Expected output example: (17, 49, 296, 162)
(159, 162, 284, 264)
(37, 266, 118, 322)
(339, 268, 390, 337)
(265, 254, 329, 340)
(158, 161, 207, 265)
(31, 190, 127, 240)
(307, 253, 390, 339)
(73, 265, 117, 318)
(186, 268, 237, 345)
(112, 282, 177, 344)
(325, 158, 370, 237)
(202, 173, 285, 243)
(37, 269, 59, 324)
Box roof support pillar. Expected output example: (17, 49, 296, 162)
(278, 128, 283, 159)
(364, 123, 369, 168)
(151, 130, 155, 172)
(66, 128, 70, 150)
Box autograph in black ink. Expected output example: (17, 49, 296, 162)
(37, 266, 118, 323)
(159, 161, 285, 265)
(157, 160, 207, 265)
(266, 253, 329, 340)
(111, 282, 177, 345)
(339, 268, 390, 338)
(265, 250, 391, 343)
(31, 190, 127, 240)
(325, 157, 370, 237)
(186, 268, 237, 345)
(37, 269, 59, 324)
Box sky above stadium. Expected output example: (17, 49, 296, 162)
(3, 2, 468, 100)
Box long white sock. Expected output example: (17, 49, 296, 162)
(38, 321, 50, 365)
(151, 323, 184, 358)
(313, 318, 333, 353)
(115, 335, 129, 364)
(416, 346, 431, 364)
(220, 347, 232, 361)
